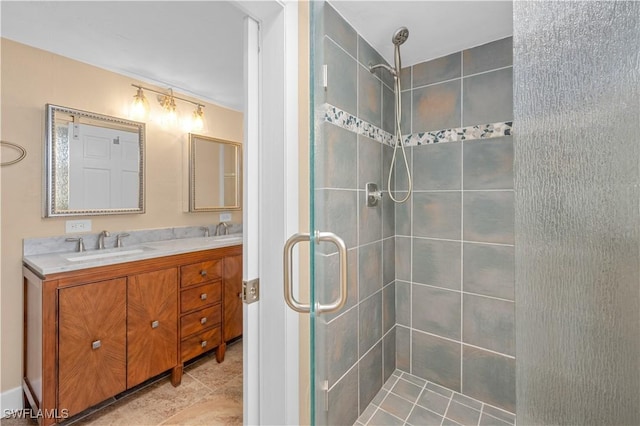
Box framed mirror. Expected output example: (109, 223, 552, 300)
(45, 104, 145, 217)
(189, 134, 241, 212)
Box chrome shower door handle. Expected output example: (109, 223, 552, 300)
(283, 231, 348, 315)
(315, 232, 348, 314)
(283, 233, 311, 313)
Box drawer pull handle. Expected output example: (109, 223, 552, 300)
(200, 270, 207, 277)
(238, 291, 242, 299)
(92, 340, 101, 350)
(200, 317, 207, 325)
(151, 320, 159, 329)
(201, 340, 208, 348)
(200, 293, 207, 301)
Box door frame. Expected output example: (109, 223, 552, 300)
(236, 1, 300, 424)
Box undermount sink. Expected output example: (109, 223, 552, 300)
(65, 247, 153, 262)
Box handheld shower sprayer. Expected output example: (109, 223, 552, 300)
(368, 26, 412, 204)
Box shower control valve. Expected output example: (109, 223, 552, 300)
(366, 182, 383, 207)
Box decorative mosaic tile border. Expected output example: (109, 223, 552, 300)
(323, 104, 513, 146)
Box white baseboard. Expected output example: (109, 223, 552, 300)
(1, 386, 23, 416)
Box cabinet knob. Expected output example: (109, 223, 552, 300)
(201, 340, 208, 348)
(238, 291, 242, 299)
(151, 320, 159, 329)
(200, 317, 207, 325)
(200, 293, 207, 301)
(200, 270, 207, 277)
(92, 340, 101, 350)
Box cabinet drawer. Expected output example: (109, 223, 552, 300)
(181, 282, 221, 313)
(180, 305, 221, 337)
(181, 327, 221, 362)
(180, 260, 222, 287)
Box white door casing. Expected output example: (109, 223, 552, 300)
(239, 1, 300, 425)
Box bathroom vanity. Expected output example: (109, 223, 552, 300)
(22, 236, 242, 425)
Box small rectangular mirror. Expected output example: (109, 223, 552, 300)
(189, 134, 241, 212)
(45, 104, 145, 217)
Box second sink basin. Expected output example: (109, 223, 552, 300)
(65, 246, 153, 262)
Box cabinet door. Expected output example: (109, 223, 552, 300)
(58, 278, 126, 417)
(127, 268, 178, 388)
(224, 254, 243, 341)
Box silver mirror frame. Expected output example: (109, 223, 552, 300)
(188, 133, 242, 212)
(44, 104, 146, 217)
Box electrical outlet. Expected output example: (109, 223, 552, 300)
(65, 219, 92, 233)
(219, 213, 232, 222)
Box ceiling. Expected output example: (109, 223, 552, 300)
(1, 1, 513, 112)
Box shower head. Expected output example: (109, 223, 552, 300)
(392, 27, 409, 46)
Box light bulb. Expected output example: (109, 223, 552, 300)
(192, 105, 205, 131)
(130, 87, 149, 120)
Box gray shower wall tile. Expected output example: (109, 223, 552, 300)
(395, 237, 411, 281)
(412, 238, 461, 290)
(358, 134, 382, 188)
(383, 145, 395, 192)
(396, 325, 411, 371)
(359, 191, 382, 245)
(358, 35, 394, 89)
(325, 37, 357, 115)
(317, 248, 358, 322)
(463, 136, 514, 190)
(401, 88, 412, 135)
(412, 52, 461, 87)
(316, 189, 358, 254)
(359, 65, 383, 128)
(400, 66, 412, 91)
(317, 122, 357, 189)
(463, 294, 515, 356)
(326, 307, 358, 386)
(413, 192, 462, 240)
(383, 189, 395, 238)
(324, 3, 357, 58)
(412, 331, 461, 392)
(412, 284, 461, 340)
(413, 142, 462, 190)
(359, 341, 384, 412)
(463, 67, 513, 126)
(359, 241, 383, 301)
(395, 193, 411, 236)
(463, 37, 513, 76)
(394, 146, 412, 193)
(328, 365, 359, 426)
(384, 327, 397, 382)
(462, 346, 516, 413)
(360, 291, 383, 355)
(395, 281, 411, 326)
(413, 80, 461, 132)
(382, 83, 396, 134)
(383, 238, 396, 286)
(383, 282, 396, 333)
(463, 243, 514, 300)
(463, 191, 514, 244)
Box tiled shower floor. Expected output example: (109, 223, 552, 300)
(355, 370, 515, 426)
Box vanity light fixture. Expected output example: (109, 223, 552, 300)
(129, 84, 205, 129)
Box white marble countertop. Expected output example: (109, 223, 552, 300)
(23, 234, 243, 276)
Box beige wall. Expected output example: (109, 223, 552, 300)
(0, 38, 243, 393)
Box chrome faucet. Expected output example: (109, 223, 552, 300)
(201, 226, 210, 237)
(215, 222, 229, 236)
(116, 233, 130, 248)
(66, 237, 85, 252)
(97, 230, 110, 249)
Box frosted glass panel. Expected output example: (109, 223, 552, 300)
(514, 1, 640, 424)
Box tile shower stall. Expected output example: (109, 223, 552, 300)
(316, 4, 515, 425)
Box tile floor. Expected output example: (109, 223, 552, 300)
(1, 340, 242, 426)
(356, 370, 516, 426)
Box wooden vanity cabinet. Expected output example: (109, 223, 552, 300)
(23, 244, 242, 425)
(224, 254, 243, 342)
(58, 278, 127, 417)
